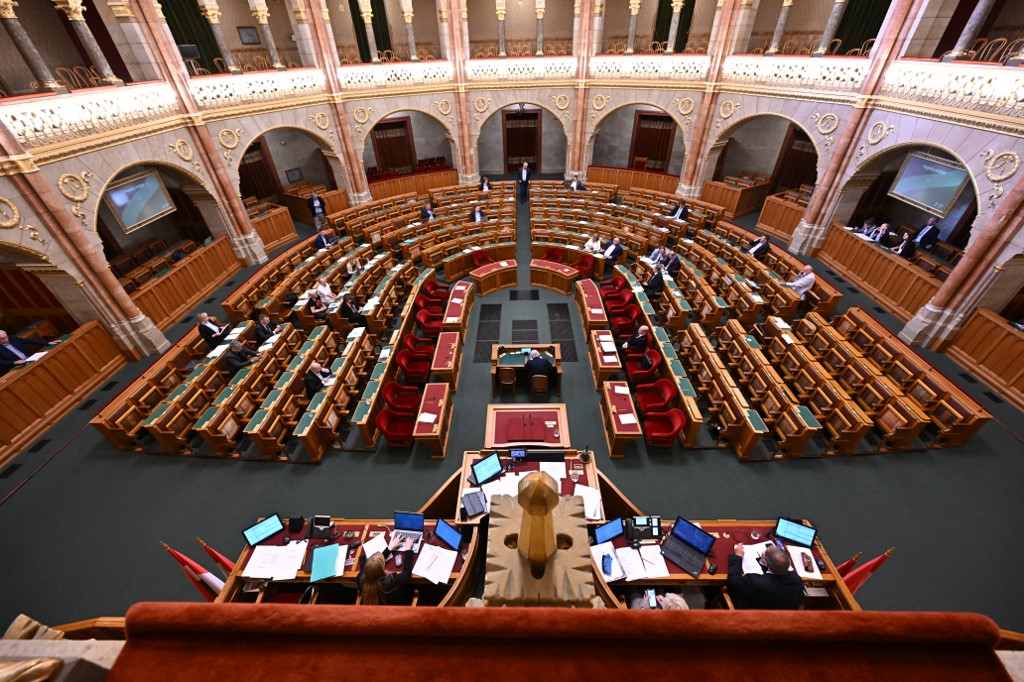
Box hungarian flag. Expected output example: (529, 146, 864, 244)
(161, 541, 224, 602)
(834, 551, 862, 578)
(843, 547, 894, 595)
(196, 537, 236, 578)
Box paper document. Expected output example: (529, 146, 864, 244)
(782, 334, 794, 345)
(599, 341, 617, 353)
(639, 545, 670, 578)
(615, 547, 648, 582)
(741, 541, 774, 575)
(378, 347, 391, 359)
(321, 377, 336, 387)
(412, 543, 458, 584)
(452, 298, 464, 304)
(591, 541, 625, 582)
(773, 317, 791, 329)
(208, 344, 230, 359)
(632, 285, 644, 293)
(417, 412, 438, 424)
(590, 308, 603, 315)
(538, 461, 566, 481)
(310, 544, 350, 582)
(445, 317, 458, 324)
(788, 546, 822, 579)
(573, 483, 603, 520)
(243, 544, 306, 580)
(499, 261, 509, 267)
(602, 355, 618, 364)
(613, 385, 630, 395)
(618, 413, 637, 425)
(25, 352, 47, 362)
(361, 533, 388, 561)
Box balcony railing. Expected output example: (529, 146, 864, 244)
(720, 54, 868, 93)
(339, 61, 454, 90)
(466, 57, 576, 82)
(588, 55, 710, 82)
(879, 59, 1024, 116)
(188, 68, 326, 110)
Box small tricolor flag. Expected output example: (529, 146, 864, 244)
(161, 541, 224, 602)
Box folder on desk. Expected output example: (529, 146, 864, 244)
(461, 490, 486, 518)
(310, 544, 350, 582)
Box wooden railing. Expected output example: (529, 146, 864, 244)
(368, 169, 458, 200)
(701, 177, 772, 219)
(588, 166, 679, 194)
(278, 186, 349, 226)
(249, 204, 297, 252)
(0, 321, 126, 466)
(130, 237, 242, 331)
(756, 192, 807, 241)
(945, 308, 1024, 413)
(815, 224, 940, 322)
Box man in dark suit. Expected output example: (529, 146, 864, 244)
(620, 325, 650, 355)
(664, 251, 681, 277)
(304, 362, 332, 399)
(643, 267, 664, 300)
(665, 202, 689, 221)
(313, 228, 333, 250)
(0, 329, 59, 374)
(566, 174, 587, 191)
(518, 162, 531, 203)
(196, 312, 230, 349)
(340, 293, 367, 326)
(523, 350, 553, 380)
(223, 341, 259, 375)
(603, 237, 623, 268)
(469, 207, 487, 222)
(307, 192, 327, 225)
(254, 314, 282, 344)
(914, 217, 940, 249)
(727, 543, 804, 610)
(748, 235, 770, 261)
(420, 201, 436, 221)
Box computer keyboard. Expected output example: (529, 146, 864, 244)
(661, 537, 704, 572)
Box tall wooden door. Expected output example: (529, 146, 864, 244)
(239, 139, 282, 200)
(771, 124, 818, 191)
(371, 118, 416, 174)
(503, 110, 541, 173)
(629, 113, 676, 171)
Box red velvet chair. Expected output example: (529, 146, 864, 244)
(543, 246, 565, 264)
(610, 305, 642, 335)
(416, 309, 443, 338)
(634, 378, 676, 415)
(375, 407, 416, 447)
(573, 253, 595, 279)
(382, 382, 423, 413)
(623, 331, 653, 359)
(472, 251, 493, 268)
(599, 275, 627, 297)
(395, 349, 431, 382)
(415, 295, 443, 314)
(403, 334, 435, 359)
(605, 293, 634, 316)
(422, 280, 450, 300)
(644, 408, 687, 447)
(625, 350, 662, 384)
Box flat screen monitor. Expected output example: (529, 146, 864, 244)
(243, 514, 284, 546)
(434, 518, 462, 551)
(887, 152, 970, 218)
(103, 171, 176, 234)
(471, 452, 503, 486)
(774, 517, 817, 547)
(594, 517, 624, 544)
(178, 44, 201, 60)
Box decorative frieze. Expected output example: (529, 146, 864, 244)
(466, 57, 575, 82)
(880, 60, 1024, 117)
(589, 55, 709, 81)
(339, 61, 454, 90)
(189, 70, 326, 109)
(721, 55, 867, 92)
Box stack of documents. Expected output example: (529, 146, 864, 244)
(310, 544, 352, 582)
(412, 544, 458, 584)
(243, 543, 307, 581)
(590, 541, 625, 582)
(573, 483, 602, 520)
(788, 546, 822, 579)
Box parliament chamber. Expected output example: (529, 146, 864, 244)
(1, 0, 1024, 678)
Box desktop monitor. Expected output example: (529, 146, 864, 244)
(774, 517, 817, 547)
(434, 518, 463, 551)
(595, 517, 624, 544)
(243, 514, 284, 546)
(471, 452, 503, 486)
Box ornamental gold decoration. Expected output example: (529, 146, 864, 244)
(169, 139, 201, 173)
(0, 196, 48, 245)
(310, 112, 331, 130)
(672, 97, 694, 116)
(866, 121, 894, 145)
(473, 97, 491, 113)
(813, 112, 839, 135)
(552, 94, 570, 111)
(353, 107, 372, 124)
(592, 94, 610, 111)
(435, 99, 452, 116)
(982, 150, 1020, 184)
(217, 127, 243, 162)
(0, 1, 18, 20)
(58, 170, 93, 227)
(719, 100, 739, 119)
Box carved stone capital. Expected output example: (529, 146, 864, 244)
(0, 1, 18, 20)
(106, 0, 134, 19)
(251, 7, 270, 24)
(198, 2, 221, 24)
(53, 0, 87, 21)
(293, 7, 308, 21)
(628, 0, 641, 15)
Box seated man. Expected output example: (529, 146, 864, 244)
(196, 312, 230, 349)
(223, 341, 259, 374)
(727, 542, 803, 610)
(748, 235, 770, 261)
(643, 267, 665, 300)
(620, 325, 650, 356)
(603, 237, 623, 268)
(868, 222, 892, 245)
(648, 245, 670, 265)
(664, 250, 681, 277)
(468, 206, 487, 222)
(304, 362, 332, 399)
(420, 201, 437, 221)
(665, 202, 689, 221)
(0, 329, 59, 375)
(566, 174, 588, 191)
(315, 277, 338, 304)
(856, 218, 876, 234)
(253, 313, 282, 345)
(313, 227, 333, 251)
(784, 265, 815, 301)
(340, 293, 368, 326)
(524, 349, 553, 381)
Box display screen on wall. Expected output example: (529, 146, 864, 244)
(103, 171, 176, 234)
(887, 152, 970, 218)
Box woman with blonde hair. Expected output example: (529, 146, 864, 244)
(357, 535, 414, 605)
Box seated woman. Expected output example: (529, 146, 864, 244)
(307, 292, 330, 325)
(357, 536, 415, 605)
(624, 588, 689, 610)
(583, 234, 603, 253)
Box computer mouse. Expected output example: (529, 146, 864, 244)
(816, 558, 826, 571)
(395, 553, 403, 567)
(350, 540, 361, 549)
(708, 563, 718, 575)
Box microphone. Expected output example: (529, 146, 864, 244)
(530, 413, 533, 425)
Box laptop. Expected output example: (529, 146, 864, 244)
(434, 518, 463, 551)
(774, 517, 817, 548)
(392, 511, 425, 551)
(242, 514, 284, 546)
(660, 516, 716, 578)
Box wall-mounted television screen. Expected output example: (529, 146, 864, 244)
(103, 171, 176, 234)
(887, 152, 970, 218)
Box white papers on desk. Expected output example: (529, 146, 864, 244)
(243, 543, 306, 580)
(499, 261, 509, 267)
(446, 317, 459, 324)
(321, 377, 336, 387)
(591, 541, 625, 582)
(573, 483, 602, 520)
(379, 347, 391, 360)
(615, 545, 670, 581)
(613, 385, 630, 395)
(452, 298, 464, 304)
(640, 545, 670, 578)
(418, 412, 437, 424)
(602, 354, 618, 364)
(482, 475, 521, 507)
(413, 543, 458, 584)
(788, 546, 822, 579)
(24, 351, 47, 363)
(781, 334, 795, 345)
(538, 461, 566, 481)
(226, 329, 243, 341)
(599, 340, 617, 354)
(590, 308, 603, 315)
(741, 541, 774, 575)
(618, 413, 637, 425)
(752, 294, 765, 304)
(208, 343, 230, 359)
(632, 285, 644, 293)
(362, 532, 389, 560)
(347, 327, 365, 340)
(772, 317, 791, 330)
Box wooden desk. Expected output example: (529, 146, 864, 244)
(530, 258, 579, 295)
(575, 280, 608, 332)
(490, 343, 562, 396)
(588, 329, 622, 389)
(414, 383, 452, 459)
(484, 403, 571, 449)
(431, 331, 461, 391)
(601, 381, 643, 458)
(470, 259, 518, 296)
(442, 280, 474, 335)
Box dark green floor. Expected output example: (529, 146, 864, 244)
(1, 189, 1023, 632)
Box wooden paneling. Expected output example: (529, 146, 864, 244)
(816, 224, 940, 322)
(0, 266, 77, 332)
(131, 237, 242, 331)
(250, 205, 297, 252)
(587, 166, 679, 195)
(946, 309, 1024, 412)
(756, 193, 807, 241)
(368, 169, 459, 200)
(701, 179, 772, 219)
(0, 321, 126, 466)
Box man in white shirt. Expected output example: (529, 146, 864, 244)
(566, 174, 587, 191)
(603, 237, 623, 267)
(518, 162, 531, 203)
(784, 265, 815, 300)
(315, 277, 338, 303)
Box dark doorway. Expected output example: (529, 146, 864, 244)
(239, 139, 282, 200)
(371, 117, 417, 174)
(628, 112, 676, 171)
(503, 109, 541, 173)
(771, 124, 818, 191)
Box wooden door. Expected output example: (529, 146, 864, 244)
(239, 138, 282, 200)
(771, 124, 818, 192)
(503, 110, 541, 173)
(628, 112, 675, 172)
(371, 117, 416, 175)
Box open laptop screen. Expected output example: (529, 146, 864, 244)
(471, 452, 503, 486)
(774, 517, 816, 547)
(243, 514, 284, 546)
(671, 516, 715, 554)
(434, 518, 462, 551)
(394, 511, 424, 532)
(595, 517, 624, 544)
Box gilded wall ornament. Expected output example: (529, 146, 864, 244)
(434, 99, 452, 116)
(714, 101, 741, 130)
(217, 128, 243, 163)
(552, 94, 570, 111)
(592, 94, 610, 111)
(473, 97, 491, 113)
(0, 196, 48, 245)
(310, 112, 330, 130)
(58, 170, 93, 227)
(813, 112, 839, 135)
(866, 121, 895, 145)
(672, 97, 694, 116)
(353, 107, 372, 124)
(981, 149, 1020, 209)
(168, 139, 201, 173)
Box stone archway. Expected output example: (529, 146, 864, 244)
(362, 111, 458, 178)
(706, 112, 822, 190)
(587, 102, 687, 176)
(476, 101, 570, 177)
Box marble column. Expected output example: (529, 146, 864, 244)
(665, 0, 683, 54)
(0, 1, 66, 93)
(941, 0, 998, 62)
(400, 0, 418, 60)
(248, 1, 286, 70)
(496, 0, 507, 58)
(764, 0, 792, 56)
(53, 0, 123, 85)
(592, 0, 605, 55)
(625, 0, 641, 55)
(535, 0, 544, 57)
(813, 0, 847, 57)
(437, 2, 450, 58)
(195, 1, 240, 73)
(356, 0, 380, 63)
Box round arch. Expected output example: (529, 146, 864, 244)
(473, 98, 570, 139)
(587, 99, 688, 142)
(852, 141, 980, 208)
(587, 102, 687, 175)
(476, 102, 570, 177)
(0, 240, 51, 265)
(712, 112, 822, 161)
(92, 160, 218, 235)
(705, 112, 824, 190)
(361, 110, 458, 173)
(233, 124, 338, 174)
(356, 107, 456, 148)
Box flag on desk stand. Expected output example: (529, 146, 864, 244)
(842, 547, 894, 595)
(834, 551, 862, 578)
(196, 537, 235, 578)
(161, 541, 224, 602)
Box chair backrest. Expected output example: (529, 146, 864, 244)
(499, 366, 517, 384)
(531, 374, 549, 394)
